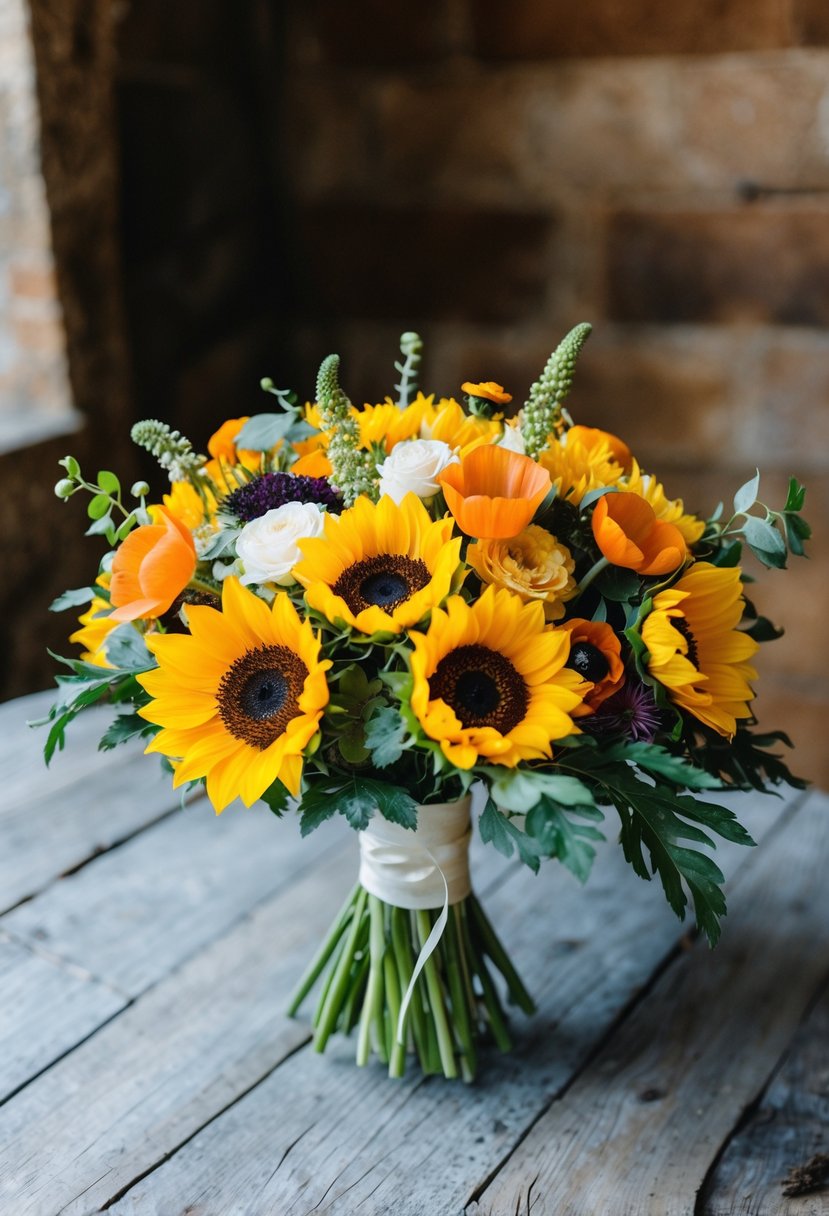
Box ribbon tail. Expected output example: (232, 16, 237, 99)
(396, 848, 448, 1046)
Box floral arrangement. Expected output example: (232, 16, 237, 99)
(43, 325, 809, 1082)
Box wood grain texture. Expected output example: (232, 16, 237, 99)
(699, 984, 829, 1215)
(101, 793, 796, 1216)
(2, 793, 328, 996)
(0, 692, 179, 913)
(0, 934, 125, 1102)
(470, 791, 829, 1216)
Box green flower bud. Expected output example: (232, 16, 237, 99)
(130, 480, 150, 498)
(54, 478, 75, 499)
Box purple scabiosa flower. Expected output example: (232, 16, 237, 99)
(224, 471, 342, 523)
(586, 679, 663, 742)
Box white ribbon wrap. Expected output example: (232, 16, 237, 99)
(358, 796, 472, 1044)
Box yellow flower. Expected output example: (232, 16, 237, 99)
(420, 396, 502, 454)
(641, 562, 758, 738)
(294, 492, 463, 635)
(538, 427, 625, 505)
(138, 577, 330, 812)
(355, 398, 427, 452)
(623, 460, 705, 546)
(467, 525, 577, 621)
(461, 381, 513, 406)
(409, 586, 586, 769)
(150, 480, 214, 531)
(69, 594, 117, 668)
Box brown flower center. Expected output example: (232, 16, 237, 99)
(333, 554, 430, 615)
(567, 641, 609, 683)
(217, 644, 308, 749)
(430, 644, 529, 733)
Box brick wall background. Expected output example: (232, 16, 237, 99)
(7, 0, 829, 786)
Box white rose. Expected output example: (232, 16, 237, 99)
(498, 421, 526, 455)
(377, 439, 459, 504)
(236, 502, 325, 587)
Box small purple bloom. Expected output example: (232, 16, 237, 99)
(224, 472, 342, 522)
(587, 679, 663, 742)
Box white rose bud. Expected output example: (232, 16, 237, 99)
(377, 438, 459, 504)
(498, 422, 526, 455)
(236, 502, 326, 587)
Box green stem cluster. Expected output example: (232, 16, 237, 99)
(287, 886, 535, 1081)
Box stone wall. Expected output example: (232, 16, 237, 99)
(274, 1, 829, 785)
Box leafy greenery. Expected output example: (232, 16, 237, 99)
(98, 712, 157, 751)
(298, 776, 418, 834)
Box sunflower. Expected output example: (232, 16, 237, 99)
(293, 492, 463, 635)
(408, 586, 586, 769)
(355, 398, 427, 452)
(138, 577, 330, 811)
(420, 396, 502, 454)
(70, 595, 117, 668)
(538, 428, 625, 505)
(641, 562, 758, 738)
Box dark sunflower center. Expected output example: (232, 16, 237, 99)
(567, 641, 609, 683)
(673, 617, 700, 669)
(333, 554, 430, 614)
(430, 644, 529, 733)
(217, 644, 308, 750)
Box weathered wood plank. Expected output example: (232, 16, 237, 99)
(0, 754, 180, 915)
(470, 791, 829, 1216)
(0, 934, 125, 1102)
(0, 825, 508, 1215)
(2, 794, 347, 997)
(699, 983, 829, 1216)
(101, 791, 797, 1216)
(0, 691, 183, 913)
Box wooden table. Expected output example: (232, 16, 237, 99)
(1, 690, 828, 1216)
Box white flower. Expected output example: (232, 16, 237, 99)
(236, 502, 326, 587)
(498, 421, 526, 455)
(377, 439, 459, 504)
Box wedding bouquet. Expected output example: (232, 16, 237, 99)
(42, 325, 809, 1081)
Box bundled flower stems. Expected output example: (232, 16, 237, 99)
(44, 325, 810, 1081)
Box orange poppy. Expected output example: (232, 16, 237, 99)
(567, 425, 633, 472)
(591, 492, 685, 576)
(292, 448, 333, 478)
(110, 508, 197, 622)
(461, 381, 513, 406)
(438, 446, 551, 540)
(560, 618, 625, 713)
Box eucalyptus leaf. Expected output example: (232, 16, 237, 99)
(234, 412, 300, 452)
(733, 469, 760, 515)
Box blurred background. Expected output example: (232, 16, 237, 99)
(2, 0, 827, 783)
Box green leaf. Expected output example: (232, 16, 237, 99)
(260, 780, 292, 818)
(60, 455, 80, 478)
(744, 615, 783, 643)
(713, 540, 743, 568)
(596, 565, 641, 603)
(741, 516, 787, 569)
(338, 784, 377, 831)
(592, 741, 724, 791)
(485, 766, 597, 813)
(97, 470, 120, 495)
(85, 513, 114, 538)
(87, 493, 111, 520)
(365, 706, 410, 768)
(479, 798, 542, 873)
(297, 786, 338, 836)
(49, 586, 96, 612)
(373, 783, 418, 829)
(104, 624, 155, 671)
(337, 732, 370, 765)
(784, 477, 806, 513)
(525, 796, 605, 883)
(98, 712, 156, 751)
(600, 767, 754, 945)
(733, 469, 760, 515)
(234, 412, 305, 452)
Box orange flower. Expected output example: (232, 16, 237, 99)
(110, 508, 197, 622)
(560, 618, 625, 713)
(461, 381, 513, 406)
(292, 447, 333, 478)
(438, 446, 551, 540)
(208, 417, 250, 462)
(567, 425, 632, 472)
(592, 492, 685, 576)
